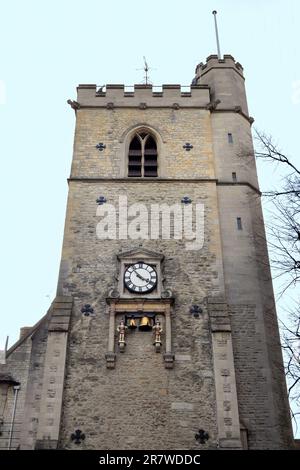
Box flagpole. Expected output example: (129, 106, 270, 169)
(212, 10, 222, 60)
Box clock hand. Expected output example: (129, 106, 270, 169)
(136, 272, 149, 282)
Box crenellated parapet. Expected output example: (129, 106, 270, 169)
(195, 54, 244, 79)
(76, 83, 210, 108)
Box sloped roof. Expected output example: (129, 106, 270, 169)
(6, 310, 50, 357)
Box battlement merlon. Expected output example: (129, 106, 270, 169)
(76, 84, 211, 108)
(195, 54, 249, 117)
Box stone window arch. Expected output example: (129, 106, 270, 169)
(128, 131, 158, 177)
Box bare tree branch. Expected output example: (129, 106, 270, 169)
(254, 129, 300, 429)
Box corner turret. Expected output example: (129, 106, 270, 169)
(196, 54, 249, 116)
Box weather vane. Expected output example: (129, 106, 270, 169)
(137, 57, 155, 85)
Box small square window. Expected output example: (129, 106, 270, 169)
(237, 217, 242, 230)
(228, 133, 233, 143)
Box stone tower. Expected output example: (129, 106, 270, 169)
(0, 54, 294, 450)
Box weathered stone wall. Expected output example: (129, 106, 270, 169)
(58, 180, 223, 297)
(71, 108, 215, 179)
(57, 91, 226, 449)
(57, 179, 223, 449)
(59, 306, 217, 449)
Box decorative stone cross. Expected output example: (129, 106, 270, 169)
(195, 429, 209, 444)
(190, 305, 203, 318)
(96, 196, 107, 205)
(183, 142, 193, 151)
(96, 142, 106, 151)
(181, 196, 192, 204)
(81, 304, 94, 316)
(71, 429, 86, 444)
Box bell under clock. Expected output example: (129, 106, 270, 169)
(124, 262, 157, 294)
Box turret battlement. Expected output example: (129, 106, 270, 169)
(195, 54, 244, 78)
(76, 83, 210, 108)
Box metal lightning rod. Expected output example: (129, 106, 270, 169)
(212, 10, 222, 60)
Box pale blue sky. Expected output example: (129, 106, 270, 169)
(0, 0, 299, 431)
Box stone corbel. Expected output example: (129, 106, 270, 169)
(206, 99, 221, 111)
(67, 99, 80, 110)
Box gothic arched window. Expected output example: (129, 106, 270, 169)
(128, 132, 158, 177)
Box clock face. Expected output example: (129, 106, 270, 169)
(124, 262, 157, 294)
